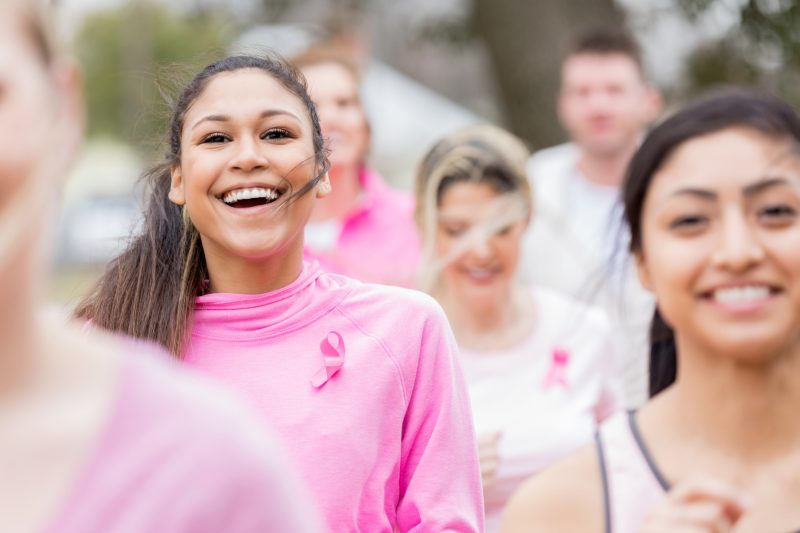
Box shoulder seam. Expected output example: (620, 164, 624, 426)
(334, 304, 409, 407)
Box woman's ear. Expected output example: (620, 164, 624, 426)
(316, 173, 332, 198)
(168, 167, 186, 206)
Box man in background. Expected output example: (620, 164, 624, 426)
(523, 28, 662, 406)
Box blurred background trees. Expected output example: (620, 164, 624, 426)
(72, 0, 800, 154)
(677, 0, 800, 105)
(75, 1, 231, 154)
(55, 0, 800, 300)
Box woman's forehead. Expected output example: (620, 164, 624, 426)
(647, 128, 800, 200)
(186, 69, 309, 121)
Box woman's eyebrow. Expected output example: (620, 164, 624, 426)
(742, 176, 794, 197)
(192, 114, 229, 130)
(666, 176, 796, 201)
(669, 187, 716, 200)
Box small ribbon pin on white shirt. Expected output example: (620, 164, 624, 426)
(543, 347, 570, 389)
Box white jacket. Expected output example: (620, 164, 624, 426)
(522, 142, 653, 407)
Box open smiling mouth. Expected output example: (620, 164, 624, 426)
(219, 187, 285, 208)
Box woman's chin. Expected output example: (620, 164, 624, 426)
(450, 275, 511, 301)
(203, 231, 302, 265)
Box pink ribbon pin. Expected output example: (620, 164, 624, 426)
(310, 331, 345, 388)
(543, 347, 570, 389)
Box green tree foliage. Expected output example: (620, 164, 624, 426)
(408, 0, 625, 148)
(250, 0, 625, 148)
(75, 2, 232, 153)
(678, 0, 800, 104)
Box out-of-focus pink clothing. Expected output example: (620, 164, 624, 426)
(184, 261, 484, 532)
(304, 166, 421, 287)
(45, 344, 321, 533)
(596, 411, 667, 533)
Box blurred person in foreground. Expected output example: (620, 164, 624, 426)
(416, 124, 622, 532)
(0, 2, 321, 532)
(293, 45, 421, 286)
(522, 28, 662, 406)
(505, 89, 800, 533)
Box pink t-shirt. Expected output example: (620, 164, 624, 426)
(184, 262, 484, 532)
(44, 343, 321, 533)
(303, 166, 421, 287)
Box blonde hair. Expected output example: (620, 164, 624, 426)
(291, 43, 363, 83)
(414, 124, 533, 291)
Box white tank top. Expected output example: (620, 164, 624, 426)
(596, 411, 667, 533)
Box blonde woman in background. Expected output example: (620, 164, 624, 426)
(415, 124, 622, 531)
(0, 3, 320, 532)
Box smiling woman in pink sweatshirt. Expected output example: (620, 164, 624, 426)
(77, 54, 484, 532)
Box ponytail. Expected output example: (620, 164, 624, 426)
(648, 307, 676, 397)
(74, 165, 206, 355)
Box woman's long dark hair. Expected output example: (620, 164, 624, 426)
(74, 55, 329, 355)
(622, 88, 800, 397)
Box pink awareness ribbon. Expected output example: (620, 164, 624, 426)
(310, 331, 345, 388)
(543, 347, 570, 389)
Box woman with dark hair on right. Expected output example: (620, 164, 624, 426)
(503, 89, 800, 533)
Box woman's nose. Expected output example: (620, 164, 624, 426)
(230, 136, 268, 172)
(710, 209, 765, 272)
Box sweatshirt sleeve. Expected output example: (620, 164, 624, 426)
(396, 299, 485, 532)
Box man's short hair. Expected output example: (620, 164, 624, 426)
(566, 27, 643, 73)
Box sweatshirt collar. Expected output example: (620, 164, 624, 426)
(191, 261, 352, 340)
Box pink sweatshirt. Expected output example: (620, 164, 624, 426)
(303, 166, 421, 287)
(45, 342, 321, 533)
(184, 262, 484, 532)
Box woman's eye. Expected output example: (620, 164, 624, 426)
(201, 133, 229, 144)
(443, 226, 466, 237)
(669, 215, 707, 230)
(495, 225, 513, 237)
(262, 128, 291, 140)
(759, 204, 797, 223)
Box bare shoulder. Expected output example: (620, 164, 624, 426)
(502, 444, 605, 533)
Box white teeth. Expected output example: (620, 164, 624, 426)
(465, 269, 493, 279)
(712, 285, 770, 303)
(222, 187, 278, 204)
